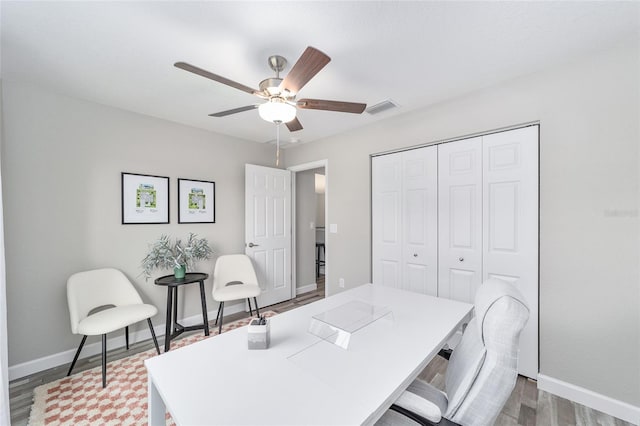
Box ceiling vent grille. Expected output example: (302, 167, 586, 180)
(366, 99, 399, 115)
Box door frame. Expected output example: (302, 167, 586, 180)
(287, 159, 329, 299)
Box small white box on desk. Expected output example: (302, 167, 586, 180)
(247, 318, 270, 349)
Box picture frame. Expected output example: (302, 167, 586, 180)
(178, 178, 216, 223)
(121, 172, 170, 224)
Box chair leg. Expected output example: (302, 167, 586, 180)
(218, 302, 224, 335)
(148, 318, 161, 355)
(67, 335, 87, 376)
(254, 297, 260, 317)
(214, 302, 222, 326)
(101, 334, 107, 388)
(247, 298, 253, 316)
(125, 326, 129, 350)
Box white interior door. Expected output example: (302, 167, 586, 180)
(245, 164, 292, 307)
(438, 137, 483, 303)
(482, 126, 539, 378)
(372, 152, 403, 288)
(402, 146, 438, 296)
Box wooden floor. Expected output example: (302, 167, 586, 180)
(9, 276, 632, 426)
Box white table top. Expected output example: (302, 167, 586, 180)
(145, 283, 473, 425)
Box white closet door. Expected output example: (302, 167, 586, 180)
(438, 137, 483, 303)
(402, 147, 438, 295)
(483, 126, 539, 379)
(372, 152, 403, 288)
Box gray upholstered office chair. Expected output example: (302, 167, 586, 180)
(377, 278, 530, 426)
(66, 268, 160, 388)
(212, 254, 262, 335)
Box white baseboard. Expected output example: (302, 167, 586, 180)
(538, 374, 640, 425)
(8, 301, 247, 381)
(296, 282, 317, 295)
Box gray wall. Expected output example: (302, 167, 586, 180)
(316, 192, 325, 228)
(284, 43, 640, 406)
(295, 169, 317, 289)
(1, 80, 277, 365)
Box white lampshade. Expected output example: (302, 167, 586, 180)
(258, 99, 296, 124)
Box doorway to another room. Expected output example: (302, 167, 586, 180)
(290, 160, 328, 302)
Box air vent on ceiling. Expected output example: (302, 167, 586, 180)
(366, 99, 399, 115)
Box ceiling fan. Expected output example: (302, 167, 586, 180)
(174, 46, 367, 132)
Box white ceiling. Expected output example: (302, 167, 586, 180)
(2, 1, 638, 146)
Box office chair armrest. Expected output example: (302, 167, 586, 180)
(394, 390, 443, 423)
(389, 404, 461, 426)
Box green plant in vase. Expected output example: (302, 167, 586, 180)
(141, 233, 213, 280)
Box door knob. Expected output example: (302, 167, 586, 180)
(413, 253, 418, 257)
(248, 242, 260, 248)
(459, 257, 464, 262)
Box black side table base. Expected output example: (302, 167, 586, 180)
(154, 273, 210, 352)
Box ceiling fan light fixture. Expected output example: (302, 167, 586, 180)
(258, 98, 297, 124)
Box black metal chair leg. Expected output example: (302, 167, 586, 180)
(247, 298, 253, 316)
(125, 326, 129, 350)
(67, 335, 87, 376)
(254, 297, 260, 317)
(148, 318, 161, 355)
(214, 302, 222, 326)
(218, 302, 224, 335)
(101, 334, 107, 388)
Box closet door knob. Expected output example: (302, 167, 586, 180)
(459, 257, 464, 262)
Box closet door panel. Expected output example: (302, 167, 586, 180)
(402, 147, 438, 295)
(372, 153, 403, 288)
(483, 126, 539, 379)
(438, 138, 483, 300)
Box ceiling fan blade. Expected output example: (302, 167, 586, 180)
(175, 62, 260, 96)
(286, 117, 303, 132)
(279, 47, 331, 95)
(209, 105, 259, 117)
(297, 98, 367, 114)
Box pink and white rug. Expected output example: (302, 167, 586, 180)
(28, 312, 276, 425)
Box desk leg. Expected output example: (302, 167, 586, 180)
(199, 281, 210, 336)
(147, 374, 166, 426)
(164, 287, 173, 352)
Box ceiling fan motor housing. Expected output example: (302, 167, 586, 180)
(259, 77, 285, 96)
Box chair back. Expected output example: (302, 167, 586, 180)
(67, 268, 144, 334)
(445, 278, 530, 425)
(212, 254, 259, 293)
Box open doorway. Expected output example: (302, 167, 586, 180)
(289, 160, 328, 300)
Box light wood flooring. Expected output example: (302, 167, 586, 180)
(9, 276, 633, 426)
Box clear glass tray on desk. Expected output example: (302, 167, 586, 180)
(308, 300, 393, 349)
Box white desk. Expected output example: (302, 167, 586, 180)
(145, 284, 472, 425)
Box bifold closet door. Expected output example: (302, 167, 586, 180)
(372, 152, 403, 288)
(372, 147, 438, 295)
(437, 137, 483, 303)
(402, 147, 438, 295)
(482, 126, 539, 379)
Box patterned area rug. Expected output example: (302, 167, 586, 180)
(28, 312, 276, 425)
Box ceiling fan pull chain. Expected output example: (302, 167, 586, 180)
(276, 122, 281, 167)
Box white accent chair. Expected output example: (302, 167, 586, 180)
(66, 268, 160, 388)
(212, 254, 262, 335)
(377, 278, 530, 426)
